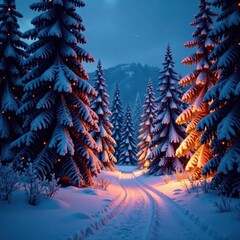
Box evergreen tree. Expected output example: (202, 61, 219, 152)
(119, 104, 138, 165)
(197, 0, 240, 196)
(110, 82, 123, 163)
(11, 0, 101, 186)
(137, 79, 157, 169)
(91, 60, 116, 170)
(147, 45, 186, 175)
(175, 0, 218, 179)
(0, 0, 28, 162)
(133, 92, 142, 144)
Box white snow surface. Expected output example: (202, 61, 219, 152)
(0, 166, 239, 240)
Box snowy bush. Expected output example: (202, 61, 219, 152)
(96, 177, 111, 190)
(44, 173, 60, 198)
(180, 180, 190, 194)
(211, 195, 232, 213)
(187, 176, 197, 190)
(174, 170, 188, 182)
(23, 163, 46, 205)
(163, 175, 170, 184)
(0, 162, 20, 203)
(199, 177, 209, 194)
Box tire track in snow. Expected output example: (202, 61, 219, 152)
(133, 172, 228, 240)
(82, 172, 157, 240)
(69, 172, 128, 240)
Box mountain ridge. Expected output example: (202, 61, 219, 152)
(88, 63, 160, 108)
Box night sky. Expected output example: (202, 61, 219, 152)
(16, 0, 200, 74)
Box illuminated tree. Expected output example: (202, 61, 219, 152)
(147, 46, 186, 175)
(110, 82, 123, 163)
(198, 0, 240, 196)
(11, 0, 101, 186)
(91, 60, 116, 170)
(119, 104, 138, 165)
(176, 0, 218, 179)
(0, 0, 28, 162)
(133, 92, 142, 146)
(137, 79, 157, 169)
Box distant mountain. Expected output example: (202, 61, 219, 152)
(88, 63, 160, 108)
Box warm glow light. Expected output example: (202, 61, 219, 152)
(32, 94, 35, 97)
(57, 158, 61, 162)
(21, 156, 25, 160)
(72, 82, 76, 86)
(43, 141, 47, 145)
(7, 8, 11, 11)
(49, 85, 52, 89)
(8, 117, 11, 120)
(238, 3, 240, 7)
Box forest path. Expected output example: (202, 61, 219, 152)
(85, 171, 213, 240)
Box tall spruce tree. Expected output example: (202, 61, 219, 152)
(133, 92, 142, 145)
(11, 0, 101, 186)
(110, 82, 123, 163)
(175, 0, 218, 179)
(147, 45, 186, 175)
(198, 0, 240, 196)
(0, 0, 28, 162)
(118, 104, 138, 165)
(137, 79, 157, 169)
(91, 60, 116, 170)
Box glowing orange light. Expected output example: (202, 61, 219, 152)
(57, 158, 61, 162)
(21, 156, 25, 160)
(238, 3, 240, 7)
(72, 82, 76, 86)
(7, 8, 11, 11)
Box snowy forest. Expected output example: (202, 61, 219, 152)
(0, 0, 240, 239)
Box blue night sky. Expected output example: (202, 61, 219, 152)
(16, 0, 200, 74)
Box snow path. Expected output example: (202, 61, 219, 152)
(73, 171, 218, 240)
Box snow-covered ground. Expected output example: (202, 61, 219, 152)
(0, 166, 239, 240)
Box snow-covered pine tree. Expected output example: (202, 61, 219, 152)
(197, 0, 240, 196)
(91, 60, 116, 170)
(147, 45, 187, 175)
(11, 0, 101, 186)
(110, 82, 123, 163)
(133, 92, 142, 145)
(118, 104, 138, 165)
(0, 0, 28, 162)
(175, 0, 218, 179)
(137, 79, 157, 169)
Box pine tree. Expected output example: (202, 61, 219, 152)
(11, 0, 101, 186)
(197, 0, 240, 196)
(110, 82, 123, 163)
(119, 104, 138, 165)
(147, 45, 186, 175)
(133, 92, 142, 144)
(91, 60, 116, 170)
(137, 79, 157, 169)
(175, 0, 218, 179)
(0, 0, 28, 162)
